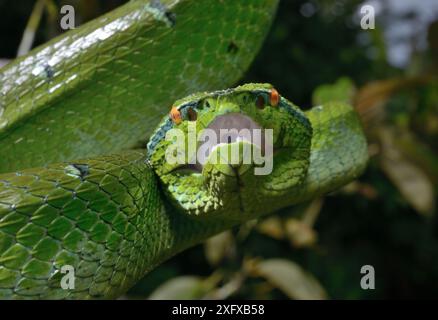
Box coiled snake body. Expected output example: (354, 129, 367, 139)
(0, 1, 367, 299)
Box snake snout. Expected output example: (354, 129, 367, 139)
(198, 112, 268, 163)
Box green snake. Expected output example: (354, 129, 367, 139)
(0, 1, 368, 299)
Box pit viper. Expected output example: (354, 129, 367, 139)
(0, 0, 368, 299)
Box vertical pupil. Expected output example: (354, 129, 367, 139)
(256, 95, 265, 109)
(227, 136, 232, 143)
(187, 108, 197, 121)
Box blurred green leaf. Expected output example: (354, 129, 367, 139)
(204, 273, 245, 300)
(312, 77, 356, 106)
(355, 76, 433, 127)
(396, 131, 438, 185)
(250, 259, 328, 300)
(257, 216, 285, 240)
(379, 127, 435, 216)
(286, 219, 317, 248)
(204, 231, 235, 267)
(17, 0, 46, 56)
(148, 276, 210, 300)
(285, 198, 322, 248)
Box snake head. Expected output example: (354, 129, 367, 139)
(147, 83, 312, 222)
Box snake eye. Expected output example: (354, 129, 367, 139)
(270, 88, 280, 107)
(197, 99, 211, 111)
(170, 106, 182, 124)
(187, 107, 197, 121)
(256, 95, 266, 109)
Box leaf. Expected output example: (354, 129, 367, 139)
(256, 216, 285, 240)
(148, 276, 208, 300)
(312, 77, 356, 106)
(258, 200, 321, 248)
(396, 131, 438, 185)
(379, 127, 435, 216)
(354, 76, 432, 127)
(285, 219, 317, 248)
(251, 259, 328, 300)
(299, 198, 323, 226)
(204, 273, 245, 300)
(284, 199, 322, 248)
(17, 0, 46, 56)
(204, 231, 234, 266)
(341, 181, 378, 199)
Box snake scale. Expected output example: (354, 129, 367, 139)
(0, 0, 368, 299)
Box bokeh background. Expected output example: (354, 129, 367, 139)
(0, 0, 437, 299)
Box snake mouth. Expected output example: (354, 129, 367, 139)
(172, 113, 276, 174)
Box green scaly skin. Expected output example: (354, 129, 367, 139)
(0, 1, 368, 300)
(0, 0, 278, 172)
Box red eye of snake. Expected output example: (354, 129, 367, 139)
(270, 88, 280, 107)
(170, 106, 182, 124)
